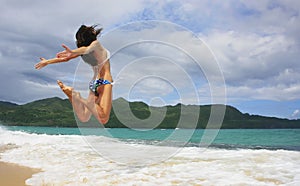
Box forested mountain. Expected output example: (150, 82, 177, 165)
(0, 97, 299, 129)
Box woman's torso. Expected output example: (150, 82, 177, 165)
(81, 41, 113, 82)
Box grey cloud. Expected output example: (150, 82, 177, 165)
(0, 0, 144, 103)
(0, 0, 299, 105)
(21, 71, 58, 85)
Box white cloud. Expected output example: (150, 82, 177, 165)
(291, 109, 300, 119)
(97, 21, 225, 105)
(200, 29, 300, 101)
(226, 84, 300, 101)
(0, 0, 146, 103)
(0, 0, 299, 108)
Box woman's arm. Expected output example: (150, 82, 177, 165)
(56, 41, 100, 58)
(35, 40, 101, 70)
(35, 57, 71, 70)
(35, 43, 84, 70)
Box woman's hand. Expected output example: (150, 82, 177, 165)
(35, 44, 78, 70)
(56, 44, 78, 60)
(35, 57, 48, 70)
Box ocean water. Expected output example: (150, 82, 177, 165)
(0, 126, 300, 185)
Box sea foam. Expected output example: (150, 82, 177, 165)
(0, 126, 299, 185)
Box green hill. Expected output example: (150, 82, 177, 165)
(0, 97, 299, 129)
(0, 97, 75, 127)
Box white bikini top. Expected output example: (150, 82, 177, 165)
(81, 47, 110, 67)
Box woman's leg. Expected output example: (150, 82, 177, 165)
(95, 84, 113, 124)
(57, 80, 92, 122)
(74, 84, 113, 125)
(57, 80, 112, 125)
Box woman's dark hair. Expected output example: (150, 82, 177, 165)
(75, 25, 103, 48)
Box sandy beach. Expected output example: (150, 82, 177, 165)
(0, 161, 40, 186)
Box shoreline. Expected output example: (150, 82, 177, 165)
(0, 161, 41, 186)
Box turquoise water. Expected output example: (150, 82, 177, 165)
(5, 126, 300, 151)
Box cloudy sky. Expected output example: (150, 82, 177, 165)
(0, 0, 299, 119)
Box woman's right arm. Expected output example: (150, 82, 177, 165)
(35, 40, 100, 70)
(35, 43, 83, 70)
(35, 57, 71, 70)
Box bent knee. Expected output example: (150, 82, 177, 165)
(77, 116, 90, 123)
(97, 107, 110, 124)
(100, 117, 109, 125)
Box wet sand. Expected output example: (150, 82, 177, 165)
(0, 161, 40, 186)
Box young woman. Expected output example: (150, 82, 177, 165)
(35, 25, 113, 124)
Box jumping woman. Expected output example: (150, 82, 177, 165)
(35, 25, 113, 124)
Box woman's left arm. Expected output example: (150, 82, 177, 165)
(56, 41, 100, 58)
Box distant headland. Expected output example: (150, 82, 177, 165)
(0, 97, 299, 129)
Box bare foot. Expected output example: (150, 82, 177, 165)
(57, 80, 73, 98)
